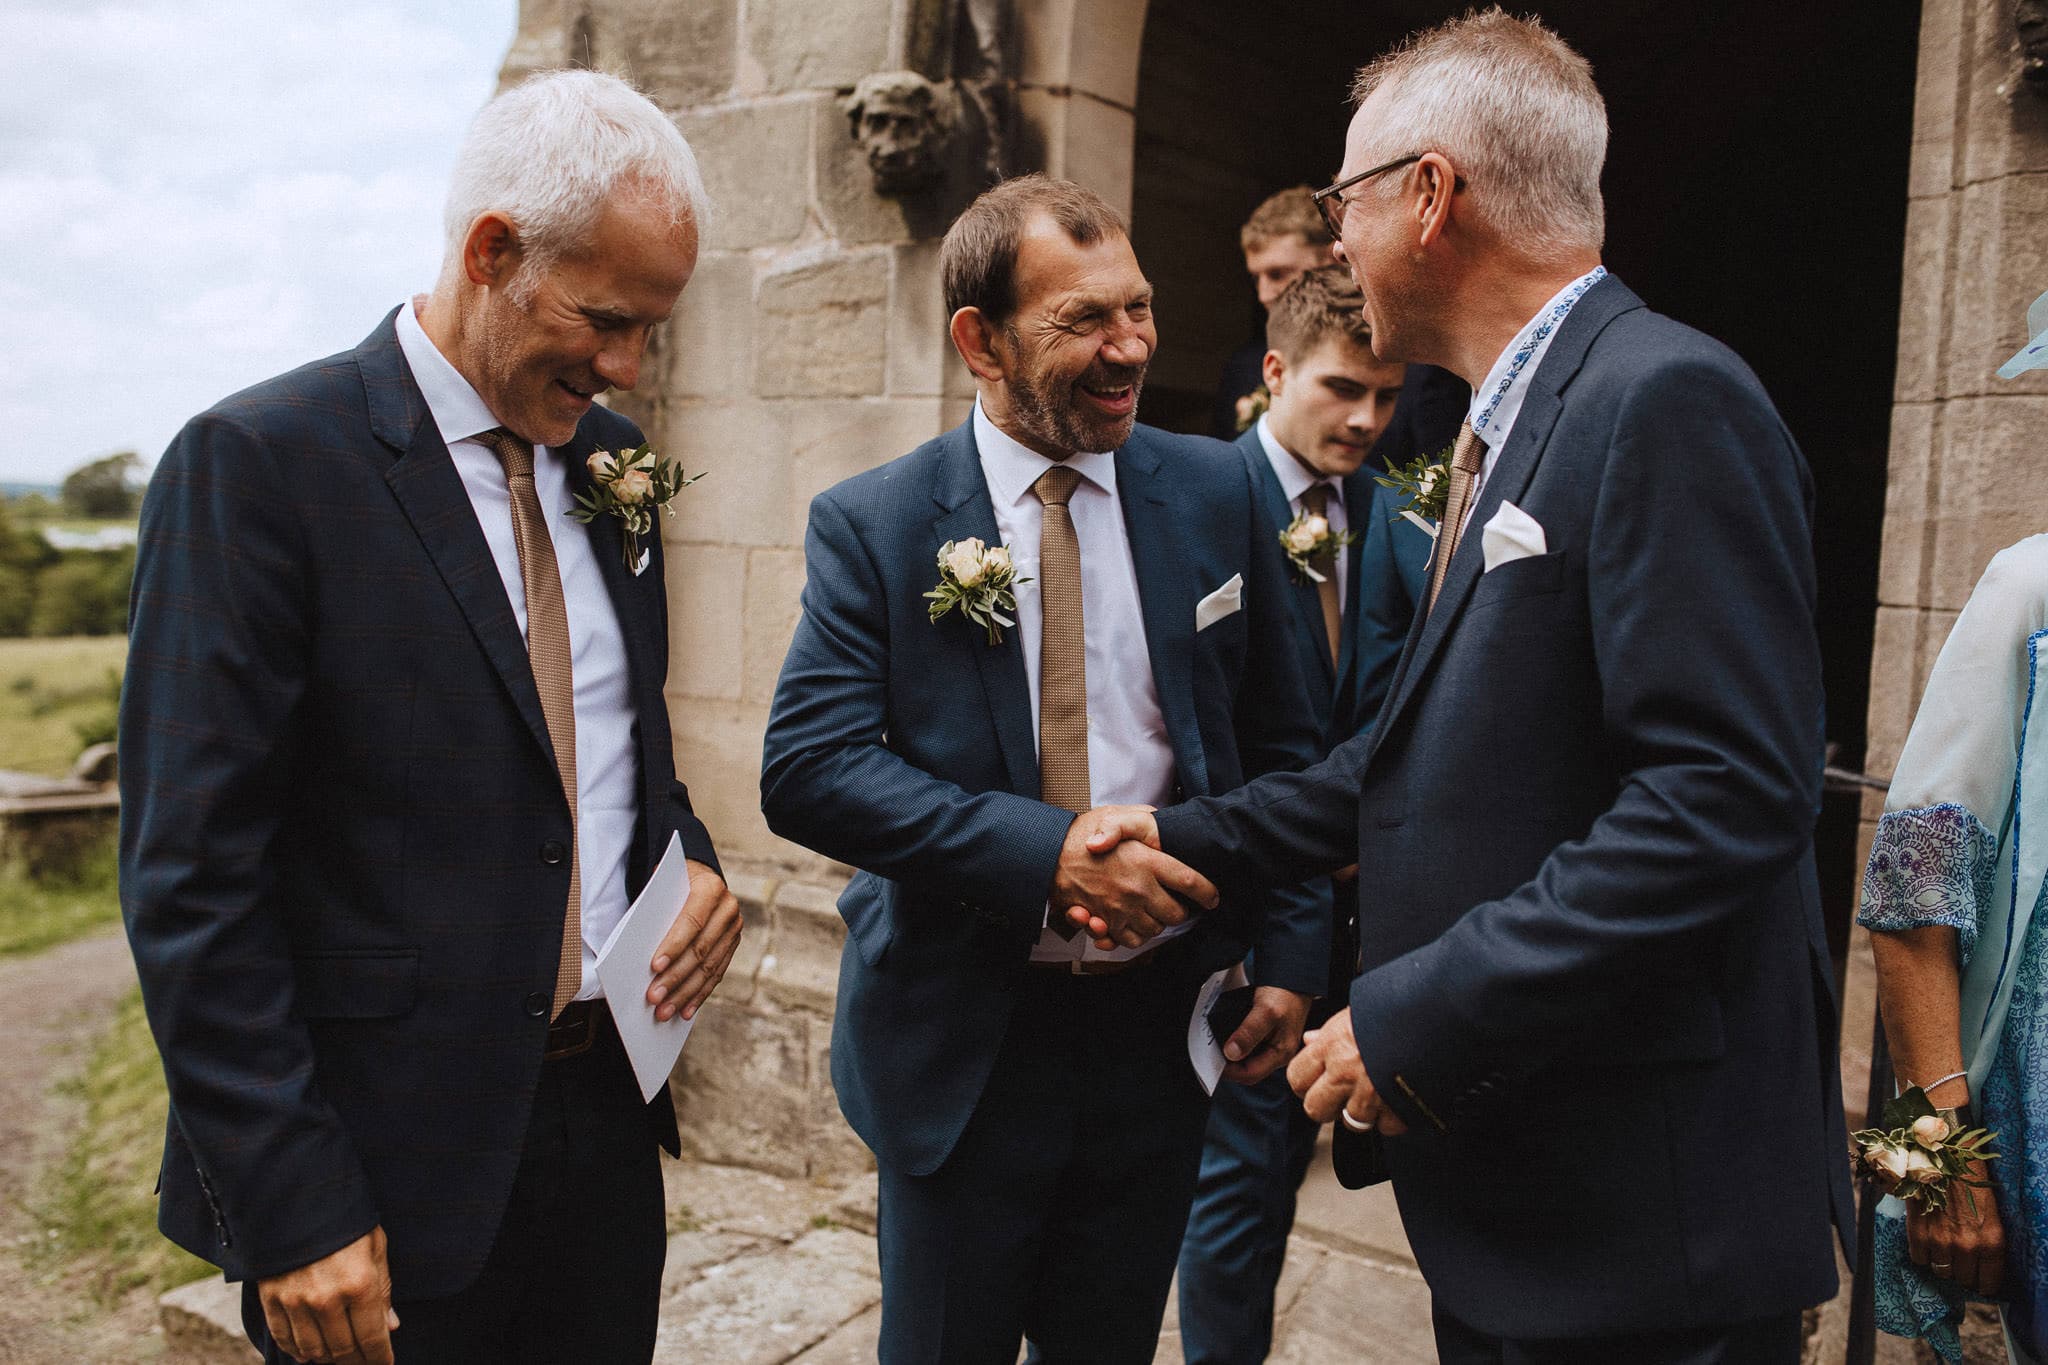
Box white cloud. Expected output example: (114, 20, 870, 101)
(0, 0, 517, 484)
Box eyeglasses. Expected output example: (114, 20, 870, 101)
(1310, 153, 1463, 240)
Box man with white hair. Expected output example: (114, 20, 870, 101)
(121, 70, 741, 1364)
(1078, 10, 1854, 1361)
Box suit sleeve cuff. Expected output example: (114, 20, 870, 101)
(1349, 947, 1489, 1137)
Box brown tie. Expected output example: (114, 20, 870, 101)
(481, 428, 583, 1019)
(1298, 483, 1342, 666)
(1034, 465, 1090, 938)
(1424, 422, 1487, 615)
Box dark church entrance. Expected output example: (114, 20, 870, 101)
(1128, 0, 1924, 962)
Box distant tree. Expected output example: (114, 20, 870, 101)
(27, 551, 132, 636)
(60, 451, 142, 520)
(0, 564, 31, 636)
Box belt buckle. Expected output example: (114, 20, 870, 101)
(543, 1003, 598, 1060)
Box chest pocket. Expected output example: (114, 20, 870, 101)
(1467, 549, 1567, 609)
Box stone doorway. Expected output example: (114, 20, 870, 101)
(1097, 0, 1924, 955)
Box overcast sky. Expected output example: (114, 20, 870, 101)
(0, 0, 518, 486)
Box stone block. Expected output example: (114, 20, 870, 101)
(681, 99, 814, 251)
(788, 398, 949, 538)
(746, 0, 891, 92)
(1944, 176, 2048, 400)
(666, 401, 794, 548)
(670, 998, 814, 1177)
(760, 878, 849, 1014)
(1891, 194, 1950, 405)
(757, 250, 893, 399)
(1016, 0, 1146, 109)
(660, 1228, 763, 1285)
(668, 252, 756, 400)
(665, 543, 747, 701)
(607, 0, 739, 108)
(1292, 1130, 1415, 1267)
(1929, 395, 2048, 604)
(886, 240, 977, 399)
(804, 1014, 877, 1181)
(743, 548, 808, 705)
(668, 698, 780, 862)
(161, 1277, 258, 1364)
(1015, 88, 1137, 218)
(653, 1229, 881, 1365)
(1904, 0, 1963, 199)
(1957, 3, 2048, 188)
(831, 1171, 879, 1235)
(790, 1303, 882, 1362)
(1266, 1252, 1434, 1365)
(661, 1160, 846, 1242)
(1876, 401, 1936, 606)
(496, 0, 574, 89)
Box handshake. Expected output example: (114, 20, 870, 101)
(1049, 805, 1198, 951)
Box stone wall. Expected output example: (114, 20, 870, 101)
(1865, 0, 2048, 815)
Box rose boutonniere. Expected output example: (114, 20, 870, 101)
(569, 443, 705, 575)
(1851, 1086, 1999, 1216)
(926, 537, 1028, 645)
(1278, 511, 1358, 585)
(1233, 384, 1271, 434)
(1374, 444, 1454, 540)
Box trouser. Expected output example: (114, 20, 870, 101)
(875, 957, 1214, 1365)
(1430, 1300, 1805, 1365)
(1174, 1061, 1322, 1363)
(244, 1005, 666, 1365)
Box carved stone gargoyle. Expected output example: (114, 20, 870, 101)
(842, 70, 988, 195)
(2020, 0, 2048, 87)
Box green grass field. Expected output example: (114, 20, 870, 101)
(31, 987, 212, 1301)
(0, 635, 125, 776)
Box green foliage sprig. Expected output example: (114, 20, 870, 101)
(568, 443, 705, 574)
(925, 537, 1027, 646)
(1374, 444, 1455, 529)
(1851, 1086, 2000, 1216)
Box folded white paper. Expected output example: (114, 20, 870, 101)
(1188, 961, 1251, 1095)
(1195, 574, 1243, 631)
(593, 831, 696, 1102)
(1481, 500, 1547, 572)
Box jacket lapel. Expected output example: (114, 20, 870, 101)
(1372, 275, 1644, 746)
(933, 423, 1042, 798)
(364, 311, 558, 773)
(1118, 433, 1210, 795)
(1240, 429, 1337, 694)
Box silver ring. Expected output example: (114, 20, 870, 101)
(1931, 1261, 1953, 1272)
(1339, 1109, 1377, 1134)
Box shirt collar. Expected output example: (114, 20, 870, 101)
(972, 397, 1118, 509)
(1465, 266, 1606, 450)
(1254, 413, 1341, 508)
(394, 295, 507, 449)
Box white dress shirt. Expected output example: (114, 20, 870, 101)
(1254, 413, 1348, 614)
(395, 298, 638, 1000)
(1460, 266, 1607, 533)
(970, 401, 1181, 963)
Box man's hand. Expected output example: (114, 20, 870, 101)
(1907, 1158, 2006, 1297)
(257, 1226, 398, 1365)
(648, 861, 744, 1022)
(1222, 987, 1313, 1086)
(1285, 1006, 1408, 1136)
(1051, 808, 1217, 951)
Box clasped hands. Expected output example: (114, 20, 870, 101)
(1051, 805, 1310, 1086)
(1061, 806, 1403, 1131)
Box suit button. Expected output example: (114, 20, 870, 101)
(523, 991, 549, 1017)
(540, 840, 566, 865)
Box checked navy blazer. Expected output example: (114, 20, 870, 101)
(119, 310, 720, 1298)
(760, 419, 1327, 1177)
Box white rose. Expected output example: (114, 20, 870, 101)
(1911, 1114, 1952, 1149)
(982, 545, 1013, 577)
(1904, 1148, 1940, 1184)
(1864, 1143, 1910, 1184)
(589, 450, 618, 480)
(1417, 468, 1439, 496)
(1283, 520, 1323, 555)
(616, 468, 655, 504)
(944, 539, 988, 587)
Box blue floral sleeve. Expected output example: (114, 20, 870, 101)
(1858, 802, 2000, 965)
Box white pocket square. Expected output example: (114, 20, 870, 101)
(1195, 574, 1243, 631)
(1481, 501, 1547, 572)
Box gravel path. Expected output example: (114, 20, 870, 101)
(0, 929, 166, 1364)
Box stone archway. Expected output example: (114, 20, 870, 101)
(1011, 0, 1150, 215)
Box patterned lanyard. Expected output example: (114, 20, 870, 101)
(1470, 266, 1607, 440)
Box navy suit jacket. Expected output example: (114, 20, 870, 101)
(760, 419, 1326, 1176)
(1234, 427, 1428, 745)
(119, 311, 719, 1297)
(1156, 277, 1855, 1337)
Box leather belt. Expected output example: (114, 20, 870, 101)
(544, 999, 605, 1060)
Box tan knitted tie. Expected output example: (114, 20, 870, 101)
(1424, 422, 1487, 615)
(1298, 483, 1342, 666)
(1034, 465, 1090, 938)
(482, 428, 582, 1019)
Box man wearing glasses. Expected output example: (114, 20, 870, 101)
(1079, 11, 1853, 1361)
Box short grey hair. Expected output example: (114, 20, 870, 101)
(442, 69, 711, 294)
(1351, 8, 1606, 257)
